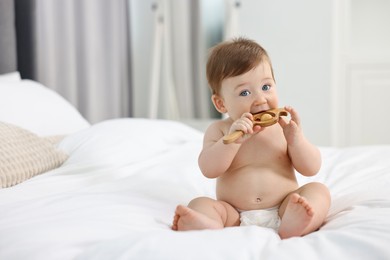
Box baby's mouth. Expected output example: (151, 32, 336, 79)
(252, 109, 268, 115)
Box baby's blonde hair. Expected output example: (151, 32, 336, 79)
(206, 37, 274, 94)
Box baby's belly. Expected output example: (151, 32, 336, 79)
(216, 166, 298, 211)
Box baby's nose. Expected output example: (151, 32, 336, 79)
(253, 92, 267, 105)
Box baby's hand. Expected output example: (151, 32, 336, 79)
(278, 106, 302, 145)
(228, 112, 262, 143)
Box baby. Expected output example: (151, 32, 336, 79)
(172, 37, 330, 239)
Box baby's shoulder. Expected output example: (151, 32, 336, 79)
(207, 118, 231, 132)
(204, 118, 231, 138)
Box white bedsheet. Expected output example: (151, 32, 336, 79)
(1, 118, 390, 260)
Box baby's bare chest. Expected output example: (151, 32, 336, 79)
(231, 131, 289, 169)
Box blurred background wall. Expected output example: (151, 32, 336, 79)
(10, 0, 390, 146)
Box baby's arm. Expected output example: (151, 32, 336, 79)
(198, 121, 241, 178)
(198, 113, 260, 178)
(279, 106, 321, 176)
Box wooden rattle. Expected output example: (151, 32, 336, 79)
(222, 108, 289, 144)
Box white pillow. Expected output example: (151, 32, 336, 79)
(0, 72, 21, 83)
(0, 79, 90, 136)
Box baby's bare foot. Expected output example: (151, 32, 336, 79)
(278, 193, 314, 239)
(171, 205, 223, 231)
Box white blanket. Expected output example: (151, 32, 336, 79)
(1, 118, 390, 260)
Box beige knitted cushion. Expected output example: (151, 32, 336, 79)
(0, 122, 68, 188)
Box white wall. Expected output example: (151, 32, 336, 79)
(235, 0, 333, 146)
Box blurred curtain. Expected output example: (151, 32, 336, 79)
(130, 0, 224, 120)
(0, 0, 17, 74)
(23, 0, 132, 123)
(15, 0, 227, 123)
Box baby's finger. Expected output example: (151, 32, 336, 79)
(233, 119, 252, 134)
(253, 125, 262, 134)
(239, 112, 252, 121)
(278, 116, 288, 128)
(244, 120, 255, 134)
(285, 106, 300, 126)
(241, 115, 255, 132)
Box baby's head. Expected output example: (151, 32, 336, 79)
(206, 37, 274, 95)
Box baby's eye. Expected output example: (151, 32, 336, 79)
(262, 85, 271, 91)
(239, 90, 251, 96)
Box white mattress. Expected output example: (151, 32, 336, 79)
(1, 118, 390, 260)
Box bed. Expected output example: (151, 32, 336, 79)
(1, 73, 390, 260)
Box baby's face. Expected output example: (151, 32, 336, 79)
(218, 61, 278, 120)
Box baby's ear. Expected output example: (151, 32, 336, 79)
(211, 94, 227, 113)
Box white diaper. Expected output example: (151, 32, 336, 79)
(239, 207, 281, 231)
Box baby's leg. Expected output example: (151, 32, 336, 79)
(172, 197, 240, 231)
(278, 182, 330, 239)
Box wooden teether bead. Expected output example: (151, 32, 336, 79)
(260, 113, 273, 121)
